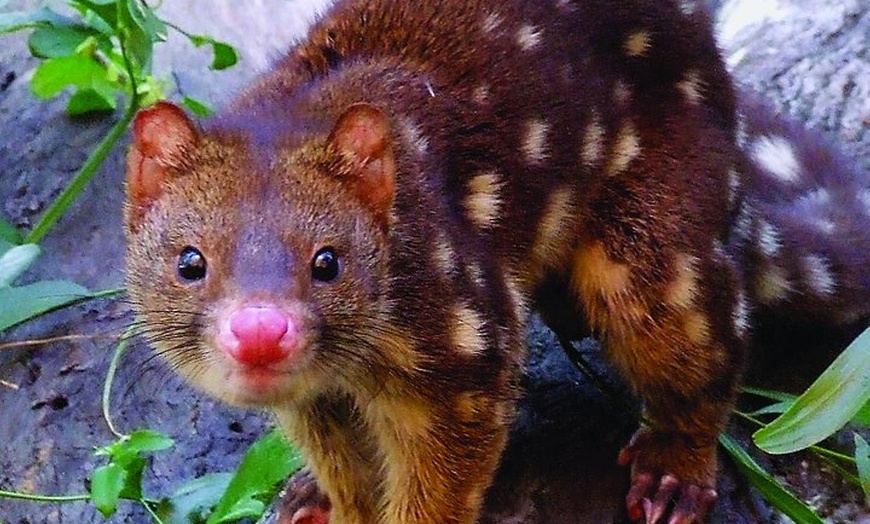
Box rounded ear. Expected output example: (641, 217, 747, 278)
(327, 103, 396, 227)
(126, 101, 198, 212)
(290, 506, 331, 524)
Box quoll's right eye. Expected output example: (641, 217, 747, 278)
(177, 246, 207, 282)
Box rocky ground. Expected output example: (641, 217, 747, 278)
(0, 0, 867, 522)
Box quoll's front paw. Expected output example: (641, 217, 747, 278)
(617, 428, 718, 524)
(278, 468, 332, 524)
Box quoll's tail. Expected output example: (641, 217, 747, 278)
(731, 92, 870, 326)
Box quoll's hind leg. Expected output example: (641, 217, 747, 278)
(573, 238, 744, 523)
(570, 135, 748, 522)
(274, 395, 381, 524)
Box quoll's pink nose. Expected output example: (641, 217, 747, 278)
(227, 306, 293, 366)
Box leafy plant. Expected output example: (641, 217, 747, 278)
(0, 0, 236, 332)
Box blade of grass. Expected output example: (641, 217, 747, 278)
(720, 433, 823, 524)
(754, 328, 870, 454)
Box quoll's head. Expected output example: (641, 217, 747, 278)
(124, 101, 396, 407)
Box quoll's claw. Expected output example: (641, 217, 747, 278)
(624, 470, 717, 524)
(620, 434, 717, 524)
(279, 469, 332, 524)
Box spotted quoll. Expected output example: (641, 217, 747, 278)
(124, 0, 870, 523)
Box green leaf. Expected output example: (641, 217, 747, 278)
(181, 95, 212, 117)
(157, 473, 233, 524)
(27, 25, 97, 58)
(90, 463, 126, 517)
(126, 429, 175, 454)
(30, 55, 107, 99)
(0, 8, 74, 34)
(0, 244, 41, 287)
(67, 86, 117, 115)
(70, 0, 118, 34)
(720, 434, 824, 524)
(754, 328, 870, 454)
(188, 34, 239, 70)
(117, 0, 155, 74)
(855, 433, 870, 505)
(0, 218, 22, 245)
(853, 400, 870, 427)
(0, 279, 95, 331)
(207, 430, 304, 524)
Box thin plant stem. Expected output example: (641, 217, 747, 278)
(102, 326, 135, 439)
(24, 104, 138, 244)
(0, 490, 90, 503)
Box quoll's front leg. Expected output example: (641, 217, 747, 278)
(274, 395, 381, 524)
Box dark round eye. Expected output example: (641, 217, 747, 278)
(311, 247, 340, 282)
(177, 246, 207, 282)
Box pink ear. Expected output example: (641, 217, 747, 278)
(328, 103, 396, 226)
(126, 101, 198, 209)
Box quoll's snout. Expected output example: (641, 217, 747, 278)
(219, 304, 298, 366)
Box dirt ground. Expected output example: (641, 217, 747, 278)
(0, 0, 867, 522)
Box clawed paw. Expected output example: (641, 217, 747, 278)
(279, 469, 332, 524)
(618, 433, 718, 524)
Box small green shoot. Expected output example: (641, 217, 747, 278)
(90, 429, 175, 517)
(206, 430, 305, 524)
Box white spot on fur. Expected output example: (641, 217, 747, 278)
(532, 187, 574, 265)
(757, 220, 782, 257)
(482, 12, 504, 35)
(794, 189, 835, 233)
(606, 121, 641, 176)
(464, 171, 505, 230)
(733, 290, 750, 338)
(451, 303, 487, 356)
(735, 113, 749, 147)
(677, 70, 704, 105)
(756, 264, 791, 304)
(522, 118, 550, 164)
(733, 202, 754, 243)
(466, 262, 486, 289)
(581, 111, 605, 167)
(516, 24, 542, 51)
(750, 135, 802, 184)
(472, 83, 490, 105)
(665, 254, 700, 309)
(433, 234, 457, 276)
(624, 30, 651, 57)
(503, 274, 528, 324)
(803, 254, 836, 296)
(795, 187, 832, 209)
(679, 0, 697, 15)
(398, 118, 429, 155)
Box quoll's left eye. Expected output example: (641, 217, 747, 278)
(311, 247, 340, 282)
